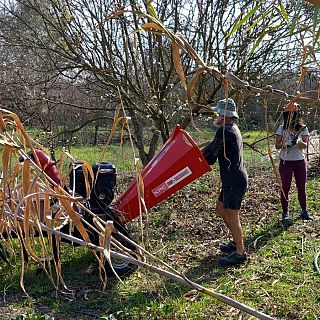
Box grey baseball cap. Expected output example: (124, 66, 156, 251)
(211, 98, 239, 118)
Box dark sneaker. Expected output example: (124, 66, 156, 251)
(281, 211, 291, 222)
(300, 211, 314, 220)
(219, 241, 237, 253)
(218, 252, 247, 267)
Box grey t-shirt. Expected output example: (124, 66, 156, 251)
(202, 124, 248, 186)
(276, 125, 309, 161)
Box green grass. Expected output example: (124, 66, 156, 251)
(1, 134, 320, 320)
(58, 144, 137, 173)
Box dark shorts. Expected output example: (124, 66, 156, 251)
(218, 184, 247, 210)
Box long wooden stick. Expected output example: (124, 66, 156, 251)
(28, 220, 274, 320)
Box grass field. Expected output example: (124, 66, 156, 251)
(0, 132, 319, 320)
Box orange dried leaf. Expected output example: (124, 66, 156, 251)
(106, 9, 125, 20)
(56, 188, 90, 242)
(103, 221, 121, 281)
(141, 22, 165, 33)
(22, 159, 31, 196)
(187, 67, 206, 102)
(172, 42, 187, 91)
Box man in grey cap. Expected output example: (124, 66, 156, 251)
(202, 98, 248, 267)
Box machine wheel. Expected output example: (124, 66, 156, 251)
(104, 224, 138, 278)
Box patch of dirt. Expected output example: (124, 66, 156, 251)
(125, 168, 282, 271)
(308, 156, 320, 178)
(0, 295, 30, 320)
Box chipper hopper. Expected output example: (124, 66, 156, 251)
(112, 125, 211, 222)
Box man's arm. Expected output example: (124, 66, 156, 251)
(202, 130, 223, 165)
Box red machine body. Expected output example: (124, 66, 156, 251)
(112, 125, 211, 223)
(33, 149, 61, 184)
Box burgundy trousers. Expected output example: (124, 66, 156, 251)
(279, 159, 307, 213)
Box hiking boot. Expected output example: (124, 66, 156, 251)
(219, 241, 237, 253)
(300, 210, 314, 221)
(281, 211, 291, 222)
(218, 252, 247, 267)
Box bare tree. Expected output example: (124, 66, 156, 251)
(0, 0, 319, 164)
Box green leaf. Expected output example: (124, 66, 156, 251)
(314, 27, 320, 44)
(289, 1, 302, 35)
(248, 10, 271, 30)
(268, 23, 285, 33)
(250, 31, 267, 55)
(278, 0, 289, 22)
(313, 7, 319, 31)
(250, 24, 283, 55)
(227, 4, 260, 38)
(148, 1, 158, 19)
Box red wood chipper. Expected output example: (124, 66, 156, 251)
(4, 125, 211, 276)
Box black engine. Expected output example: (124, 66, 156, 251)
(1, 155, 136, 277)
(69, 162, 116, 212)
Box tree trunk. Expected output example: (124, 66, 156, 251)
(126, 104, 149, 167)
(147, 130, 160, 161)
(93, 123, 99, 146)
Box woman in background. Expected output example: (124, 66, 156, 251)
(275, 102, 313, 222)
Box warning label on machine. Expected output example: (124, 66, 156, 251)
(152, 166, 192, 197)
